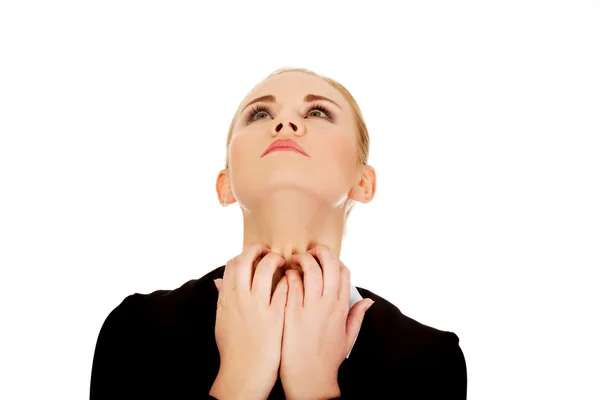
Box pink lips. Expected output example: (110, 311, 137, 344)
(261, 139, 309, 157)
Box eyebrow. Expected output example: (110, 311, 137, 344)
(240, 93, 342, 114)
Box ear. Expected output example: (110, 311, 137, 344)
(348, 165, 376, 204)
(216, 169, 237, 206)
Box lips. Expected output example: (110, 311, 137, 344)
(261, 139, 309, 157)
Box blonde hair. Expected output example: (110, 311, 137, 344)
(223, 67, 371, 226)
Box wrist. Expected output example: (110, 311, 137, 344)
(210, 370, 268, 400)
(285, 378, 341, 400)
(209, 372, 238, 399)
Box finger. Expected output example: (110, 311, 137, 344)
(214, 279, 224, 311)
(252, 252, 285, 305)
(308, 244, 340, 300)
(339, 262, 351, 302)
(214, 279, 222, 304)
(272, 275, 289, 314)
(235, 243, 270, 293)
(292, 252, 322, 304)
(285, 269, 304, 309)
(345, 299, 374, 354)
(221, 257, 238, 293)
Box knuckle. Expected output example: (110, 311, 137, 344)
(256, 252, 282, 271)
(246, 243, 261, 254)
(290, 275, 302, 288)
(286, 269, 300, 281)
(315, 243, 328, 253)
(305, 252, 317, 262)
(317, 243, 332, 254)
(297, 253, 315, 268)
(262, 251, 281, 263)
(296, 252, 308, 262)
(253, 242, 265, 252)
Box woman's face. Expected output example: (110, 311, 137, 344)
(226, 71, 360, 209)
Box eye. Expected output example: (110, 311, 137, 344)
(306, 104, 333, 120)
(246, 105, 271, 123)
(245, 103, 334, 124)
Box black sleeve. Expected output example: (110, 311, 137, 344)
(90, 295, 146, 399)
(90, 295, 223, 400)
(430, 332, 468, 399)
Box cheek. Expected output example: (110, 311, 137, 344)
(228, 132, 266, 194)
(228, 137, 241, 164)
(229, 133, 254, 167)
(322, 134, 358, 171)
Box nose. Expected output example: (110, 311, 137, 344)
(275, 121, 297, 132)
(272, 117, 305, 137)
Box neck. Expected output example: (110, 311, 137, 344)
(241, 190, 346, 288)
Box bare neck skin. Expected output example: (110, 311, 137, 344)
(241, 189, 346, 289)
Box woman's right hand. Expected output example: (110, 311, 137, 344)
(209, 243, 289, 400)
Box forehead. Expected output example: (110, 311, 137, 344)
(239, 72, 348, 112)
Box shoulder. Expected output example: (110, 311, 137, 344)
(351, 286, 467, 396)
(103, 265, 226, 330)
(91, 267, 226, 397)
(354, 285, 466, 368)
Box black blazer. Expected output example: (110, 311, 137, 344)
(90, 265, 467, 399)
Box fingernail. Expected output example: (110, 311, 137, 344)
(213, 279, 220, 291)
(365, 300, 375, 311)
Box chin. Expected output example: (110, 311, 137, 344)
(232, 168, 348, 204)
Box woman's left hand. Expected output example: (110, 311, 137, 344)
(280, 244, 375, 399)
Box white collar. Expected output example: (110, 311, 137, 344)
(346, 284, 363, 358)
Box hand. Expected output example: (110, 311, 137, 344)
(280, 244, 375, 399)
(210, 243, 289, 400)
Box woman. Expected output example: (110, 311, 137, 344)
(90, 67, 467, 399)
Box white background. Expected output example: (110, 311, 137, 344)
(1, 1, 599, 399)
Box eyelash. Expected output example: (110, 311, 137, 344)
(245, 103, 334, 124)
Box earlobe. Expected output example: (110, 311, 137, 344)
(216, 169, 236, 206)
(364, 165, 376, 202)
(348, 165, 377, 204)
